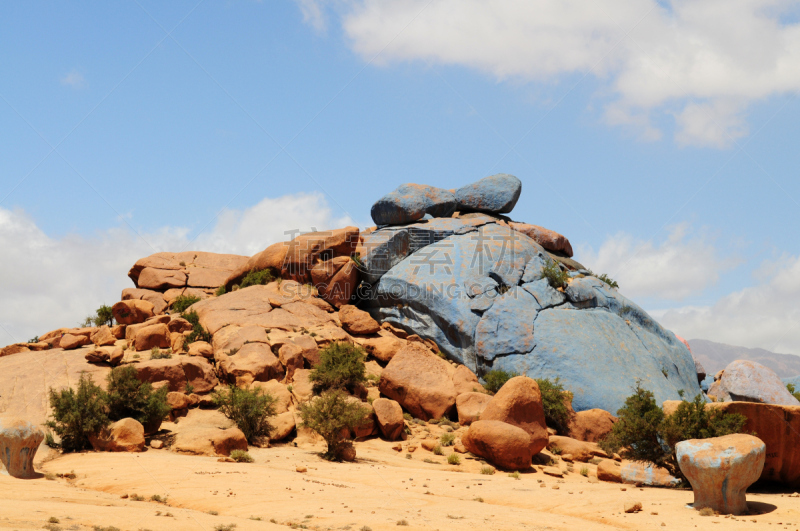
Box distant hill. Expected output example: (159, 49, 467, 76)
(689, 339, 800, 379)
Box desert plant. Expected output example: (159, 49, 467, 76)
(600, 383, 747, 480)
(92, 304, 115, 327)
(542, 260, 568, 289)
(214, 525, 237, 531)
(480, 465, 495, 475)
(44, 431, 58, 448)
(483, 369, 519, 394)
(508, 471, 520, 479)
(298, 389, 370, 461)
(212, 385, 276, 444)
(215, 285, 226, 297)
(150, 347, 172, 360)
(596, 273, 619, 289)
(240, 268, 275, 289)
(580, 466, 589, 477)
(432, 444, 443, 456)
(46, 372, 109, 452)
(183, 309, 211, 344)
(150, 494, 168, 503)
(396, 521, 408, 526)
(105, 366, 170, 430)
(230, 450, 254, 463)
(28, 336, 40, 343)
(535, 377, 574, 434)
(171, 294, 201, 313)
(440, 433, 455, 447)
(309, 341, 367, 394)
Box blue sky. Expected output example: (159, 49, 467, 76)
(1, 1, 799, 354)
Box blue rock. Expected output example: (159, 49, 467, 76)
(520, 252, 549, 283)
(489, 308, 701, 413)
(709, 360, 800, 406)
(455, 174, 522, 214)
(370, 183, 456, 226)
(521, 279, 566, 309)
(475, 287, 539, 361)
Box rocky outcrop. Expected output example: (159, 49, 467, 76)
(339, 305, 380, 335)
(218, 343, 283, 386)
(128, 251, 249, 291)
(112, 300, 155, 325)
(455, 174, 521, 214)
(707, 360, 800, 406)
(135, 356, 218, 394)
(567, 409, 617, 443)
(121, 288, 168, 315)
(89, 418, 146, 452)
(480, 376, 549, 455)
(508, 222, 573, 257)
(0, 418, 44, 478)
(547, 435, 607, 462)
(677, 434, 765, 515)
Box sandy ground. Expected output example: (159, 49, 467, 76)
(2, 437, 798, 531)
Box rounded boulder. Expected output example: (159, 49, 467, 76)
(462, 420, 535, 471)
(0, 418, 44, 478)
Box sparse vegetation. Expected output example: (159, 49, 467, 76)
(600, 382, 747, 480)
(483, 369, 519, 394)
(82, 304, 115, 328)
(432, 444, 443, 456)
(48, 517, 60, 524)
(508, 471, 520, 479)
(396, 520, 408, 526)
(214, 525, 237, 531)
(46, 372, 109, 452)
(44, 431, 58, 448)
(230, 450, 254, 463)
(28, 336, 39, 343)
(298, 389, 370, 461)
(535, 377, 574, 434)
(309, 341, 367, 394)
(447, 453, 461, 465)
(215, 285, 227, 297)
(212, 385, 276, 444)
(92, 526, 121, 531)
(183, 309, 211, 344)
(171, 294, 201, 313)
(480, 465, 495, 475)
(580, 466, 589, 477)
(542, 260, 568, 289)
(439, 433, 455, 447)
(150, 494, 168, 503)
(596, 273, 619, 289)
(240, 268, 275, 289)
(150, 347, 172, 360)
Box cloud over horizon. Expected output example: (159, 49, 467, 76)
(300, 0, 800, 148)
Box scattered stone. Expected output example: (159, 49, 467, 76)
(339, 305, 380, 335)
(624, 501, 642, 513)
(372, 398, 404, 441)
(296, 466, 307, 473)
(543, 467, 563, 477)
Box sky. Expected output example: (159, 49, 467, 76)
(1, 1, 799, 354)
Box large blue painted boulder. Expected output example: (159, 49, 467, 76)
(364, 217, 702, 414)
(370, 183, 456, 226)
(455, 174, 522, 214)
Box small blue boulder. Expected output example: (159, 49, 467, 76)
(370, 183, 456, 226)
(455, 174, 522, 214)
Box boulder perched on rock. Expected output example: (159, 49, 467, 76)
(677, 434, 766, 515)
(218, 343, 283, 386)
(89, 418, 146, 452)
(372, 398, 404, 441)
(134, 323, 171, 351)
(0, 418, 44, 478)
(112, 300, 155, 325)
(509, 222, 573, 257)
(379, 343, 457, 421)
(135, 356, 218, 394)
(339, 305, 380, 335)
(60, 333, 91, 350)
(480, 376, 549, 455)
(707, 360, 800, 406)
(90, 326, 117, 347)
(462, 420, 535, 470)
(121, 288, 168, 315)
(371, 183, 456, 226)
(128, 251, 249, 290)
(455, 173, 521, 214)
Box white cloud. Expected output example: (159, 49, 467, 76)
(577, 224, 736, 301)
(296, 0, 328, 32)
(0, 192, 353, 346)
(299, 0, 800, 147)
(60, 69, 87, 89)
(652, 255, 800, 355)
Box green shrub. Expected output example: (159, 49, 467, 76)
(483, 370, 519, 394)
(240, 268, 275, 289)
(28, 336, 40, 343)
(44, 431, 58, 448)
(596, 273, 619, 289)
(508, 471, 520, 479)
(600, 382, 746, 480)
(788, 383, 800, 401)
(82, 304, 115, 328)
(171, 294, 201, 313)
(230, 450, 254, 463)
(447, 453, 461, 465)
(480, 465, 495, 475)
(440, 433, 455, 447)
(535, 377, 574, 434)
(46, 372, 109, 452)
(183, 309, 211, 344)
(542, 260, 568, 289)
(215, 285, 227, 297)
(105, 366, 170, 429)
(212, 385, 276, 444)
(309, 342, 367, 394)
(298, 389, 370, 461)
(432, 444, 443, 456)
